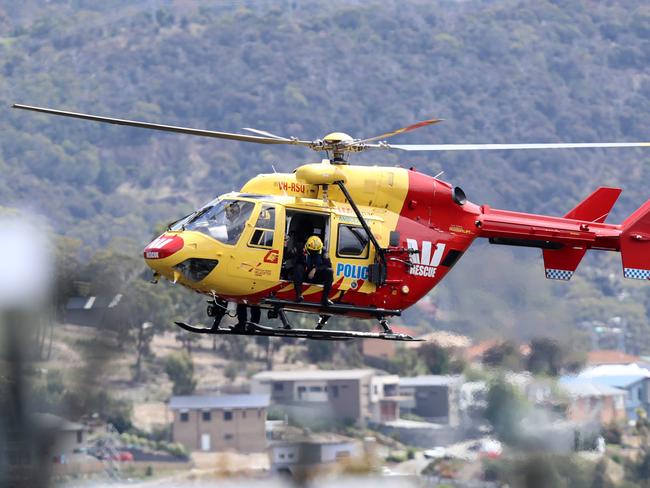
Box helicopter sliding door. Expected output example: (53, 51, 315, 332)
(281, 209, 329, 280)
(226, 203, 284, 293)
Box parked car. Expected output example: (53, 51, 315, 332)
(423, 446, 447, 459)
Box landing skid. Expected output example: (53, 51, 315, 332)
(174, 321, 422, 342)
(261, 298, 401, 318)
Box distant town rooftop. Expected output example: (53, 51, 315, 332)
(169, 394, 270, 410)
(576, 363, 650, 387)
(33, 413, 85, 432)
(270, 432, 356, 446)
(252, 369, 378, 382)
(587, 349, 641, 366)
(399, 375, 463, 387)
(559, 379, 626, 398)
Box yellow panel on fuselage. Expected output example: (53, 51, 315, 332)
(146, 164, 411, 301)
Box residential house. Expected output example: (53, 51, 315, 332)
(64, 294, 123, 328)
(33, 413, 87, 461)
(251, 369, 400, 427)
(569, 363, 650, 421)
(399, 375, 463, 426)
(559, 379, 627, 425)
(269, 432, 362, 475)
(169, 394, 269, 452)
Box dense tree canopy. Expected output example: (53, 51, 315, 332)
(3, 0, 650, 346)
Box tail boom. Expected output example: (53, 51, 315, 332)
(477, 192, 650, 281)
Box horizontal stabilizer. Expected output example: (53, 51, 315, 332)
(621, 199, 650, 280)
(564, 187, 621, 223)
(542, 246, 587, 280)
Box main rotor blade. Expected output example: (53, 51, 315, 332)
(12, 104, 313, 146)
(242, 127, 292, 140)
(351, 117, 444, 145)
(386, 142, 650, 151)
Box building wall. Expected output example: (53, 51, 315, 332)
(326, 379, 362, 424)
(52, 430, 85, 457)
(172, 407, 267, 452)
(253, 373, 391, 426)
(320, 441, 360, 463)
(568, 395, 627, 425)
(413, 386, 450, 419)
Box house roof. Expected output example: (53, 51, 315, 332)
(252, 369, 377, 382)
(575, 363, 650, 388)
(270, 432, 356, 447)
(399, 375, 463, 387)
(587, 349, 641, 366)
(169, 394, 270, 410)
(559, 379, 626, 398)
(584, 376, 647, 389)
(32, 413, 85, 432)
(464, 340, 499, 361)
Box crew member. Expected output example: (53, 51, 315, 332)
(234, 303, 261, 332)
(293, 235, 334, 306)
(224, 201, 245, 244)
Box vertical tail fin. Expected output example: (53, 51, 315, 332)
(564, 187, 622, 223)
(543, 187, 621, 280)
(621, 199, 650, 280)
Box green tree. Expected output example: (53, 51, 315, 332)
(419, 342, 450, 375)
(483, 341, 523, 371)
(306, 340, 334, 363)
(165, 351, 197, 395)
(485, 377, 528, 445)
(527, 338, 563, 376)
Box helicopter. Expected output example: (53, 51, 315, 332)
(12, 103, 650, 341)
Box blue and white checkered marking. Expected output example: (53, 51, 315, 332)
(545, 269, 573, 281)
(624, 268, 650, 280)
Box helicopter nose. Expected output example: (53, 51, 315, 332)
(143, 234, 184, 261)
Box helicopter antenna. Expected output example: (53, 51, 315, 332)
(434, 170, 444, 178)
(271, 164, 277, 173)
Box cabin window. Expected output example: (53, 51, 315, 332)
(202, 411, 211, 422)
(337, 224, 369, 258)
(249, 205, 276, 249)
(180, 411, 189, 422)
(224, 411, 233, 421)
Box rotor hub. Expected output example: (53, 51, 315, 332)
(323, 132, 353, 144)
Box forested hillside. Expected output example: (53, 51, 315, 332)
(2, 0, 649, 347)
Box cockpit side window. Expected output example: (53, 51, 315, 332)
(249, 205, 276, 249)
(184, 200, 254, 245)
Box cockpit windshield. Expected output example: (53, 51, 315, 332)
(178, 199, 254, 245)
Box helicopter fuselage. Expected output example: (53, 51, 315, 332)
(143, 162, 481, 316)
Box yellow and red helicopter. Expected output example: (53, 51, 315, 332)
(13, 103, 650, 341)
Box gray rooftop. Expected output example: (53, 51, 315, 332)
(561, 381, 626, 398)
(253, 369, 377, 382)
(33, 413, 85, 432)
(169, 394, 270, 410)
(399, 375, 463, 387)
